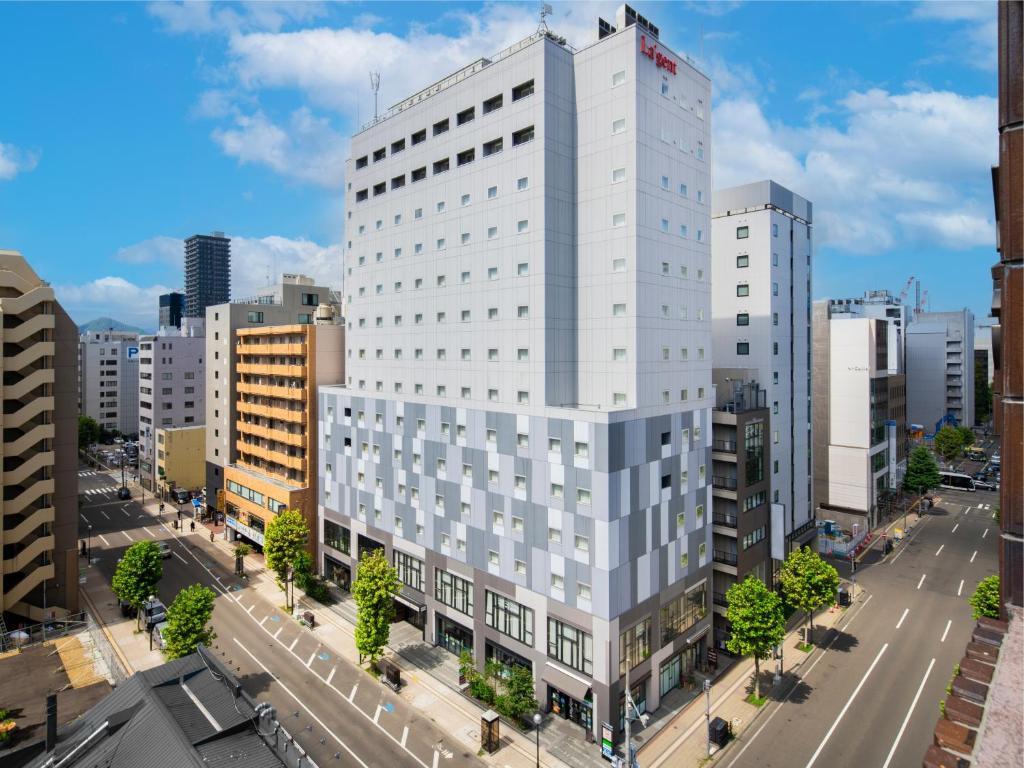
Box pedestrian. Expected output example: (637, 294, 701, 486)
(210, 530, 215, 543)
(190, 520, 195, 533)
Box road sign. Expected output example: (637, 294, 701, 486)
(126, 346, 139, 361)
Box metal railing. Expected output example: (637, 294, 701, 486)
(712, 476, 738, 490)
(0, 610, 88, 652)
(713, 549, 738, 566)
(713, 513, 737, 528)
(712, 440, 737, 453)
(712, 592, 729, 608)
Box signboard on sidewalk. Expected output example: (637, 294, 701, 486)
(601, 722, 614, 760)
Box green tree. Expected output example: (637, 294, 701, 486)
(969, 575, 1000, 620)
(725, 577, 785, 700)
(955, 426, 974, 450)
(498, 664, 539, 722)
(933, 425, 965, 464)
(78, 415, 100, 449)
(352, 548, 401, 664)
(779, 547, 839, 647)
(233, 542, 252, 577)
(111, 540, 163, 626)
(263, 509, 308, 591)
(975, 357, 992, 424)
(162, 584, 217, 659)
(904, 445, 942, 509)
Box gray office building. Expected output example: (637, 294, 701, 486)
(159, 292, 184, 330)
(184, 233, 231, 318)
(906, 309, 975, 431)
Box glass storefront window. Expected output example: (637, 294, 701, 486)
(485, 591, 534, 646)
(547, 618, 593, 675)
(394, 550, 424, 592)
(324, 519, 350, 554)
(619, 618, 651, 676)
(660, 582, 707, 645)
(435, 568, 473, 616)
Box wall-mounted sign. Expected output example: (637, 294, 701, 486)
(640, 35, 677, 75)
(126, 346, 139, 361)
(226, 515, 266, 546)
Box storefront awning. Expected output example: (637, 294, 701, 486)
(394, 586, 426, 612)
(542, 662, 591, 701)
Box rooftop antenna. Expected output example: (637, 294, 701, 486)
(538, 3, 553, 33)
(369, 71, 381, 121)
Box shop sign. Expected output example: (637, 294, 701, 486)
(601, 722, 614, 760)
(640, 35, 677, 75)
(226, 515, 265, 546)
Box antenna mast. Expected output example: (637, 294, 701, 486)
(538, 3, 553, 33)
(369, 71, 381, 121)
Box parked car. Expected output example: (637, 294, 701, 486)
(972, 471, 988, 481)
(141, 597, 166, 629)
(117, 486, 132, 500)
(152, 621, 170, 650)
(157, 542, 172, 559)
(118, 599, 137, 618)
(990, 453, 1000, 465)
(173, 489, 191, 505)
(974, 479, 997, 491)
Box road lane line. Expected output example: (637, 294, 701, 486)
(80, 514, 90, 524)
(982, 528, 988, 539)
(432, 750, 439, 768)
(122, 531, 134, 543)
(896, 608, 909, 629)
(246, 604, 255, 614)
(374, 705, 382, 724)
(327, 666, 336, 686)
(98, 534, 110, 547)
(144, 527, 155, 538)
(881, 657, 936, 768)
(804, 644, 889, 768)
(401, 726, 408, 747)
(288, 637, 299, 652)
(958, 579, 965, 596)
(349, 684, 357, 702)
(273, 627, 283, 640)
(173, 551, 188, 564)
(232, 639, 369, 768)
(935, 545, 944, 556)
(971, 550, 978, 563)
(100, 510, 110, 520)
(260, 616, 269, 627)
(951, 523, 959, 533)
(917, 574, 926, 590)
(306, 651, 316, 668)
(941, 620, 952, 642)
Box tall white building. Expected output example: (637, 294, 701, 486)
(77, 329, 140, 436)
(138, 318, 205, 492)
(321, 6, 713, 746)
(906, 309, 976, 431)
(828, 290, 912, 372)
(711, 180, 815, 568)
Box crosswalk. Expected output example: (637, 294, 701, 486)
(78, 470, 102, 477)
(81, 487, 114, 497)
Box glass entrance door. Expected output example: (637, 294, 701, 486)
(660, 654, 682, 696)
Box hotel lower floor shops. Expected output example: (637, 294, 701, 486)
(319, 515, 713, 748)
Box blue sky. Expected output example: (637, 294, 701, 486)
(0, 0, 998, 329)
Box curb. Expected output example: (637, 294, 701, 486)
(79, 585, 135, 677)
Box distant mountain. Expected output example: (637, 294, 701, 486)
(77, 317, 147, 335)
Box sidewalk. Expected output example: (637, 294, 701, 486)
(637, 595, 859, 768)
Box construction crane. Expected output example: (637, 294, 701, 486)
(920, 289, 929, 314)
(898, 276, 914, 303)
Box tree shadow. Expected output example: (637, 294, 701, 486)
(239, 670, 276, 698)
(771, 675, 813, 705)
(828, 630, 860, 653)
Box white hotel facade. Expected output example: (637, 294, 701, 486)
(320, 8, 713, 744)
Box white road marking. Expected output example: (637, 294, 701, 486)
(401, 726, 409, 748)
(958, 579, 965, 596)
(260, 616, 268, 627)
(349, 684, 358, 702)
(79, 514, 90, 524)
(306, 651, 316, 668)
(98, 534, 110, 547)
(432, 750, 440, 768)
(804, 644, 889, 768)
(917, 574, 926, 590)
(880, 657, 936, 768)
(273, 627, 283, 640)
(982, 528, 988, 539)
(896, 608, 909, 629)
(935, 545, 944, 556)
(143, 527, 155, 538)
(327, 666, 336, 686)
(100, 510, 110, 520)
(374, 705, 382, 724)
(941, 620, 952, 642)
(173, 551, 188, 564)
(951, 524, 959, 533)
(971, 550, 978, 563)
(122, 531, 133, 543)
(232, 640, 370, 768)
(288, 637, 299, 652)
(246, 604, 255, 614)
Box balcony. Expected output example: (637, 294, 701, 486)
(236, 440, 306, 470)
(713, 512, 737, 528)
(237, 362, 307, 378)
(712, 476, 738, 491)
(712, 440, 737, 453)
(236, 342, 305, 356)
(712, 591, 730, 608)
(238, 422, 305, 448)
(237, 400, 307, 424)
(236, 381, 306, 401)
(713, 549, 738, 566)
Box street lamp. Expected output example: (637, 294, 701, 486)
(704, 678, 712, 758)
(87, 524, 93, 564)
(532, 712, 541, 767)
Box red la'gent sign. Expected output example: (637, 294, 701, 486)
(640, 35, 677, 75)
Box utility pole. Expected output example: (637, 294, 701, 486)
(704, 678, 712, 757)
(623, 657, 631, 768)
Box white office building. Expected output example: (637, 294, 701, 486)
(321, 6, 713, 746)
(138, 318, 205, 491)
(906, 309, 976, 431)
(827, 290, 912, 372)
(77, 329, 140, 436)
(711, 180, 815, 568)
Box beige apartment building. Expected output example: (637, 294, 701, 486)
(0, 250, 79, 624)
(223, 319, 343, 552)
(155, 425, 205, 499)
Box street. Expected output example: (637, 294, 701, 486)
(720, 487, 999, 768)
(77, 467, 481, 768)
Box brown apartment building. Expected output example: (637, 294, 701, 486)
(223, 320, 343, 555)
(991, 0, 1022, 615)
(0, 250, 79, 625)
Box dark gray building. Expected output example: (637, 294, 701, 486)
(158, 291, 184, 329)
(184, 233, 230, 318)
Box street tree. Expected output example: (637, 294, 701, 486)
(933, 425, 965, 464)
(233, 542, 252, 577)
(904, 445, 942, 507)
(498, 664, 539, 722)
(263, 509, 308, 591)
(352, 548, 401, 665)
(162, 584, 217, 659)
(78, 415, 100, 449)
(111, 540, 162, 627)
(779, 546, 839, 646)
(969, 575, 1000, 620)
(725, 577, 785, 700)
(955, 426, 974, 450)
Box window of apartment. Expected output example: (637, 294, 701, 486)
(433, 118, 449, 136)
(488, 307, 498, 320)
(512, 79, 534, 101)
(517, 305, 529, 318)
(736, 284, 749, 297)
(772, 252, 779, 266)
(660, 218, 669, 233)
(612, 213, 626, 228)
(613, 347, 626, 361)
(613, 392, 626, 405)
(773, 342, 779, 355)
(737, 342, 750, 355)
(772, 223, 779, 237)
(456, 106, 475, 125)
(517, 219, 529, 234)
(772, 282, 779, 296)
(517, 348, 529, 361)
(612, 167, 626, 183)
(393, 551, 424, 592)
(548, 618, 593, 675)
(736, 254, 749, 268)
(411, 167, 427, 184)
(485, 591, 534, 646)
(512, 125, 534, 146)
(661, 175, 670, 190)
(435, 569, 473, 616)
(517, 390, 529, 404)
(612, 303, 626, 316)
(247, 311, 263, 323)
(411, 127, 427, 145)
(373, 182, 386, 197)
(488, 348, 498, 361)
(355, 155, 368, 170)
(737, 313, 750, 326)
(612, 69, 626, 86)
(433, 158, 450, 174)
(612, 118, 626, 134)
(613, 258, 626, 272)
(517, 176, 529, 191)
(619, 619, 651, 675)
(391, 174, 406, 190)
(487, 185, 498, 198)
(483, 137, 503, 157)
(660, 584, 707, 644)
(457, 148, 475, 166)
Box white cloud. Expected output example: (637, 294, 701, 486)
(212, 107, 349, 187)
(148, 1, 327, 35)
(228, 235, 343, 299)
(0, 142, 40, 180)
(114, 235, 182, 266)
(714, 88, 998, 253)
(911, 0, 996, 71)
(55, 277, 173, 328)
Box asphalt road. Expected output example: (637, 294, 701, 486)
(720, 487, 999, 768)
(78, 466, 480, 768)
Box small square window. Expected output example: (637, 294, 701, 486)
(612, 70, 626, 87)
(612, 213, 626, 227)
(613, 258, 626, 272)
(487, 226, 498, 239)
(612, 118, 626, 134)
(488, 185, 498, 198)
(517, 176, 529, 191)
(612, 167, 626, 183)
(517, 219, 529, 233)
(613, 392, 626, 405)
(461, 193, 471, 206)
(737, 342, 750, 355)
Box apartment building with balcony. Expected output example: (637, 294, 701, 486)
(138, 319, 205, 493)
(711, 180, 815, 567)
(204, 275, 342, 515)
(0, 250, 79, 624)
(77, 329, 139, 436)
(812, 301, 905, 530)
(320, 5, 714, 747)
(906, 309, 976, 431)
(155, 425, 205, 497)
(224, 321, 343, 551)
